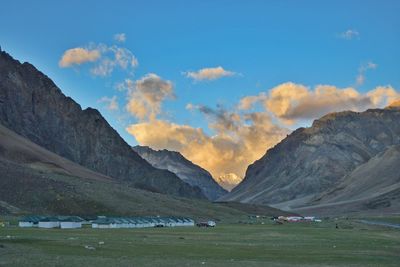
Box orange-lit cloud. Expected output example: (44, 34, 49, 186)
(124, 74, 175, 121)
(387, 99, 400, 108)
(184, 66, 236, 81)
(240, 83, 399, 124)
(59, 39, 138, 76)
(59, 48, 100, 67)
(126, 108, 288, 188)
(126, 79, 399, 189)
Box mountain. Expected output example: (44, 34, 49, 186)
(132, 146, 227, 200)
(221, 107, 400, 214)
(0, 49, 205, 199)
(296, 144, 400, 215)
(214, 173, 243, 192)
(0, 122, 293, 218)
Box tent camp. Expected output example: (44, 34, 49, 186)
(90, 216, 195, 229)
(59, 216, 84, 229)
(38, 216, 60, 228)
(18, 216, 46, 228)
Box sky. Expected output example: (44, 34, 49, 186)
(1, 0, 399, 188)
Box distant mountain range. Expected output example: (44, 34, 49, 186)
(133, 146, 227, 200)
(222, 107, 400, 215)
(1, 48, 399, 217)
(0, 49, 205, 200)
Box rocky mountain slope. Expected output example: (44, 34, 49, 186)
(221, 107, 400, 214)
(0, 49, 205, 199)
(296, 144, 400, 215)
(0, 122, 290, 218)
(133, 146, 227, 200)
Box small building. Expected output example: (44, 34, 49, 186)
(18, 216, 46, 228)
(182, 217, 195, 226)
(59, 216, 84, 229)
(92, 218, 112, 229)
(38, 216, 60, 228)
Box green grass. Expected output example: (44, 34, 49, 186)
(0, 219, 399, 267)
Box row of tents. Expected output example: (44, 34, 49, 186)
(18, 215, 195, 229)
(92, 217, 195, 228)
(19, 216, 84, 229)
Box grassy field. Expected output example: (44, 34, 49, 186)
(0, 219, 399, 267)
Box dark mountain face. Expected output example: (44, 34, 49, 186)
(0, 50, 205, 199)
(221, 108, 400, 213)
(133, 146, 227, 200)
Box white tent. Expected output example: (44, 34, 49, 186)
(59, 216, 84, 229)
(38, 217, 60, 228)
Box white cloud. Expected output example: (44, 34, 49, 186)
(339, 29, 360, 40)
(98, 96, 119, 111)
(90, 45, 138, 77)
(59, 48, 100, 67)
(114, 33, 126, 43)
(356, 61, 377, 86)
(184, 66, 236, 81)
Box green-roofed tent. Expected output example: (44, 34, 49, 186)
(38, 216, 60, 228)
(18, 216, 47, 228)
(58, 216, 84, 229)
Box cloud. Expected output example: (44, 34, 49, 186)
(114, 33, 126, 43)
(125, 78, 398, 188)
(240, 83, 399, 124)
(339, 29, 360, 40)
(356, 61, 377, 86)
(59, 43, 138, 76)
(98, 96, 119, 111)
(90, 45, 138, 76)
(238, 94, 267, 110)
(59, 48, 100, 67)
(126, 102, 288, 186)
(367, 86, 400, 107)
(126, 113, 288, 186)
(124, 74, 175, 121)
(184, 66, 236, 81)
(387, 99, 400, 108)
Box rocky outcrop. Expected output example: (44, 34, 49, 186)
(221, 108, 400, 211)
(0, 50, 205, 199)
(133, 146, 227, 200)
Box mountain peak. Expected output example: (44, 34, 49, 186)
(133, 145, 227, 200)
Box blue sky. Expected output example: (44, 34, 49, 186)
(1, 0, 399, 182)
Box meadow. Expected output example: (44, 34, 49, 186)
(0, 218, 399, 267)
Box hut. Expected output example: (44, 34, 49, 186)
(182, 217, 195, 226)
(92, 218, 113, 229)
(18, 216, 46, 228)
(59, 216, 84, 229)
(38, 216, 60, 228)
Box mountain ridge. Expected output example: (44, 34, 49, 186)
(221, 107, 400, 215)
(0, 50, 205, 199)
(133, 146, 227, 200)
